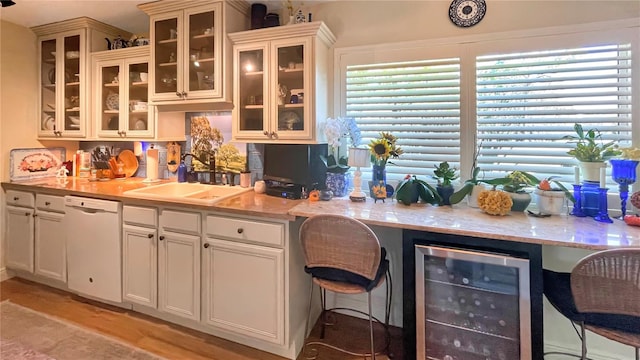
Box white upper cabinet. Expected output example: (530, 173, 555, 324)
(91, 47, 154, 139)
(138, 0, 249, 108)
(229, 22, 335, 143)
(32, 17, 130, 140)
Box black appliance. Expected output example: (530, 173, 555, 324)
(263, 143, 327, 199)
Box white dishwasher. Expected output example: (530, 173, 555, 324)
(65, 196, 122, 303)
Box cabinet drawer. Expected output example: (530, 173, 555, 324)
(160, 210, 200, 234)
(124, 205, 157, 227)
(36, 194, 65, 213)
(206, 215, 284, 247)
(6, 190, 35, 208)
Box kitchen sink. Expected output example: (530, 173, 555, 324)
(123, 182, 252, 205)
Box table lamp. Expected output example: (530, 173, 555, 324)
(348, 147, 370, 202)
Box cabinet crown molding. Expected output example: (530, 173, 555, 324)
(138, 0, 249, 16)
(31, 16, 131, 38)
(228, 21, 336, 47)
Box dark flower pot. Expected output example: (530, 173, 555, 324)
(436, 185, 454, 205)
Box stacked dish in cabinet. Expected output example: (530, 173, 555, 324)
(416, 245, 531, 360)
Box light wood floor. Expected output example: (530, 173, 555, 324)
(0, 278, 403, 360)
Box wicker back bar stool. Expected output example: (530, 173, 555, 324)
(543, 248, 640, 359)
(299, 214, 392, 359)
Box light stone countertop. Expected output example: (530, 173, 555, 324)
(4, 178, 640, 249)
(289, 198, 640, 250)
(1, 177, 300, 221)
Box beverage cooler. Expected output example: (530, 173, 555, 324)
(403, 230, 543, 360)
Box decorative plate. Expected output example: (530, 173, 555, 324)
(106, 92, 119, 110)
(42, 116, 55, 131)
(449, 0, 486, 28)
(134, 119, 146, 130)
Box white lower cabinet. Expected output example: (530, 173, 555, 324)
(122, 205, 158, 308)
(202, 237, 284, 344)
(5, 190, 36, 273)
(6, 206, 35, 272)
(34, 194, 66, 282)
(159, 209, 201, 321)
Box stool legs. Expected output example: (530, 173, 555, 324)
(368, 291, 375, 359)
(580, 322, 587, 360)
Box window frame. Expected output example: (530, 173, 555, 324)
(334, 19, 640, 194)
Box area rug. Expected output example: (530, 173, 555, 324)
(0, 301, 166, 360)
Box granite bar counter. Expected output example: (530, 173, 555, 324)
(289, 198, 640, 250)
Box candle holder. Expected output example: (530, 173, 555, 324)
(594, 187, 613, 223)
(571, 184, 586, 217)
(610, 159, 639, 219)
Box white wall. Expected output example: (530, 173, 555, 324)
(308, 0, 639, 48)
(0, 19, 77, 280)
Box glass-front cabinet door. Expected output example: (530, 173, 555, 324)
(271, 39, 311, 140)
(149, 3, 221, 102)
(152, 14, 180, 100)
(125, 59, 151, 136)
(38, 32, 85, 138)
(94, 51, 152, 139)
(235, 45, 268, 137)
(185, 4, 221, 99)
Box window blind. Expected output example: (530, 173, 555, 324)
(475, 44, 633, 183)
(345, 59, 461, 184)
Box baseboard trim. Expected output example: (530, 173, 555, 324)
(545, 342, 634, 360)
(0, 267, 12, 282)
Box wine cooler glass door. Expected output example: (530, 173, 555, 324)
(415, 245, 531, 360)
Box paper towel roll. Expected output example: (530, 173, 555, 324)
(146, 148, 159, 181)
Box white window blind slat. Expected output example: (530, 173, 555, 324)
(346, 58, 461, 183)
(476, 43, 632, 185)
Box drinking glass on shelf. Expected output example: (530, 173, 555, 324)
(610, 159, 639, 218)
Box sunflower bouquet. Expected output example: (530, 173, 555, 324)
(369, 132, 403, 168)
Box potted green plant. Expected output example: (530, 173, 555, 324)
(534, 177, 573, 215)
(449, 166, 512, 206)
(432, 162, 459, 205)
(395, 175, 441, 206)
(563, 123, 621, 182)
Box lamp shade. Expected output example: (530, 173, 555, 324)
(348, 147, 370, 167)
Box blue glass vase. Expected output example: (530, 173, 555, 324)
(325, 172, 350, 197)
(610, 159, 639, 218)
(372, 164, 386, 184)
(371, 164, 387, 198)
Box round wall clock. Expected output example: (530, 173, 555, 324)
(449, 0, 487, 28)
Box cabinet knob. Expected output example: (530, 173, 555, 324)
(182, 91, 187, 98)
(45, 201, 51, 206)
(148, 233, 154, 238)
(159, 235, 165, 241)
(237, 228, 244, 234)
(33, 213, 37, 218)
(263, 131, 269, 136)
(121, 131, 126, 137)
(271, 131, 277, 139)
(25, 212, 30, 216)
(13, 197, 19, 201)
(203, 243, 210, 248)
(176, 92, 182, 98)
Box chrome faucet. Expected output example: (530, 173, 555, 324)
(181, 151, 217, 185)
